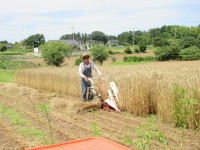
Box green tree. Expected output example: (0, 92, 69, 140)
(60, 34, 72, 40)
(0, 40, 8, 44)
(107, 35, 117, 40)
(139, 43, 147, 53)
(153, 37, 170, 47)
(0, 44, 7, 51)
(195, 38, 200, 49)
(91, 31, 108, 44)
(179, 37, 196, 48)
(134, 34, 151, 45)
(40, 41, 72, 66)
(180, 46, 200, 55)
(155, 45, 180, 61)
(23, 34, 45, 48)
(118, 31, 133, 45)
(13, 42, 23, 50)
(91, 45, 109, 65)
(124, 47, 132, 54)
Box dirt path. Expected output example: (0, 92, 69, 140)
(0, 83, 199, 150)
(0, 123, 24, 150)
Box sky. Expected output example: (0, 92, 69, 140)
(0, 0, 200, 43)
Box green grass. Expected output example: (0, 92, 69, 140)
(0, 105, 30, 126)
(107, 61, 156, 66)
(19, 128, 44, 139)
(91, 122, 101, 136)
(0, 70, 15, 83)
(0, 104, 47, 142)
(0, 49, 33, 55)
(106, 46, 138, 54)
(0, 59, 40, 70)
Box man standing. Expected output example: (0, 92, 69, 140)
(79, 54, 101, 101)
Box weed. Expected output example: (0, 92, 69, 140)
(0, 104, 49, 145)
(91, 122, 101, 136)
(134, 121, 168, 150)
(123, 139, 135, 144)
(89, 110, 103, 116)
(39, 104, 54, 144)
(172, 85, 199, 129)
(19, 128, 45, 139)
(0, 105, 28, 125)
(111, 56, 117, 62)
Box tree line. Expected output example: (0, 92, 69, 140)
(60, 25, 200, 45)
(1, 25, 200, 50)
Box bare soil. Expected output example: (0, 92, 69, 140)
(0, 83, 199, 150)
(0, 124, 23, 150)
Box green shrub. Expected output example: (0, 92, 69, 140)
(123, 56, 128, 62)
(178, 54, 200, 61)
(123, 56, 156, 62)
(108, 50, 114, 55)
(111, 56, 117, 62)
(135, 47, 140, 53)
(180, 46, 200, 55)
(139, 43, 147, 53)
(124, 47, 132, 54)
(40, 41, 72, 66)
(155, 45, 180, 61)
(91, 45, 109, 65)
(75, 58, 82, 65)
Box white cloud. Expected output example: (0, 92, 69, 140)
(0, 0, 199, 42)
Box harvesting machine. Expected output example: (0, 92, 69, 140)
(86, 75, 121, 112)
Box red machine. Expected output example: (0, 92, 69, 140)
(26, 137, 132, 150)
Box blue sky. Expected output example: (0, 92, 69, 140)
(0, 0, 200, 43)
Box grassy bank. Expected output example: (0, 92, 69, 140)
(107, 61, 156, 66)
(0, 70, 15, 83)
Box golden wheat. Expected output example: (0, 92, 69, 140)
(16, 61, 200, 129)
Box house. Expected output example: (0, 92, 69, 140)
(49, 40, 85, 50)
(86, 40, 97, 45)
(49, 40, 82, 47)
(6, 45, 13, 49)
(86, 40, 104, 45)
(108, 40, 119, 45)
(20, 46, 26, 49)
(85, 40, 104, 49)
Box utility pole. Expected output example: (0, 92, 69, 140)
(132, 27, 135, 47)
(174, 29, 177, 39)
(72, 26, 75, 40)
(70, 26, 75, 40)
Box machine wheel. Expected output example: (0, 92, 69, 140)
(86, 87, 94, 101)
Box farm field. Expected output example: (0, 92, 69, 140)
(11, 50, 154, 66)
(0, 60, 199, 149)
(0, 83, 199, 150)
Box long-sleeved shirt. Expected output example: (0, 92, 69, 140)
(79, 61, 101, 78)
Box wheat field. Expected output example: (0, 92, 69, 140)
(16, 61, 200, 129)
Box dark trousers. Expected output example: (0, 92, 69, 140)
(81, 78, 91, 101)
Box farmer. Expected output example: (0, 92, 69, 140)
(79, 54, 101, 102)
